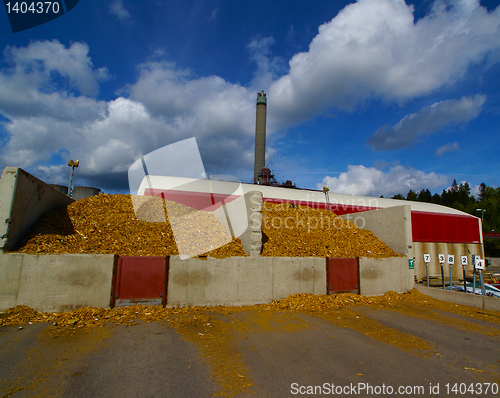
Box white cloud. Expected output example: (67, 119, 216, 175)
(2, 0, 500, 190)
(470, 184, 481, 199)
(268, 0, 500, 124)
(366, 95, 485, 151)
(0, 46, 258, 187)
(434, 141, 460, 157)
(35, 165, 67, 185)
(109, 0, 130, 22)
(246, 37, 286, 91)
(318, 164, 449, 197)
(3, 40, 109, 97)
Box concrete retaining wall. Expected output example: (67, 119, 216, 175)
(167, 256, 326, 308)
(343, 206, 412, 258)
(359, 257, 413, 296)
(415, 285, 500, 311)
(0, 253, 115, 312)
(0, 167, 74, 252)
(226, 191, 262, 257)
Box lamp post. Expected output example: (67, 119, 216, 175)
(67, 160, 79, 198)
(476, 208, 486, 227)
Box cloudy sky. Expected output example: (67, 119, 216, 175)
(0, 0, 499, 197)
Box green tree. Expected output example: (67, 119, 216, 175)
(431, 193, 442, 205)
(417, 189, 432, 203)
(406, 190, 418, 201)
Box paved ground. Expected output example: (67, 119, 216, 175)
(1, 293, 500, 398)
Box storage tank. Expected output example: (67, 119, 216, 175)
(72, 186, 101, 201)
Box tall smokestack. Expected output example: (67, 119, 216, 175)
(254, 90, 267, 183)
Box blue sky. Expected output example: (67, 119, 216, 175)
(0, 0, 499, 197)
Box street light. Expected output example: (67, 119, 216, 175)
(67, 159, 79, 198)
(476, 208, 486, 226)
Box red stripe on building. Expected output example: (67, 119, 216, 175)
(411, 211, 480, 243)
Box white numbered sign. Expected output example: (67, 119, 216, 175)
(438, 254, 445, 264)
(447, 255, 454, 265)
(461, 256, 468, 266)
(423, 254, 431, 263)
(475, 259, 485, 270)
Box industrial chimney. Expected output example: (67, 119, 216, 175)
(254, 90, 267, 183)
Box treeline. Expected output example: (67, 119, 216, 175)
(389, 180, 499, 233)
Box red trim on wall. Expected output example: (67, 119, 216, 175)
(262, 197, 376, 215)
(144, 188, 240, 211)
(411, 211, 480, 243)
(143, 189, 481, 244)
(263, 198, 481, 244)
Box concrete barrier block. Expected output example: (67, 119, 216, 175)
(0, 253, 24, 310)
(250, 212, 262, 227)
(415, 285, 483, 309)
(341, 205, 412, 257)
(166, 256, 327, 308)
(238, 258, 273, 304)
(239, 191, 263, 257)
(15, 254, 114, 312)
(0, 167, 73, 252)
(167, 258, 188, 307)
(186, 259, 206, 306)
(483, 295, 500, 312)
(298, 261, 316, 293)
(359, 257, 412, 296)
(251, 231, 261, 242)
(204, 260, 238, 306)
(312, 259, 327, 295)
(272, 259, 301, 300)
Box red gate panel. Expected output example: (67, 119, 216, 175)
(115, 257, 167, 303)
(327, 258, 359, 294)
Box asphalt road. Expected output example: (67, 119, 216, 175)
(1, 300, 499, 398)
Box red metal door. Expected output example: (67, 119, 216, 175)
(114, 257, 168, 307)
(327, 258, 359, 294)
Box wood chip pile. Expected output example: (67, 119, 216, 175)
(15, 194, 400, 259)
(261, 202, 401, 258)
(15, 194, 246, 258)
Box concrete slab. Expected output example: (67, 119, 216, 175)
(415, 285, 484, 309)
(343, 205, 412, 257)
(484, 295, 500, 312)
(204, 260, 238, 306)
(167, 256, 326, 308)
(14, 254, 115, 312)
(0, 254, 24, 309)
(0, 167, 73, 252)
(359, 257, 413, 296)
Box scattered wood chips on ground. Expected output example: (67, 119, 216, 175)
(2, 289, 498, 334)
